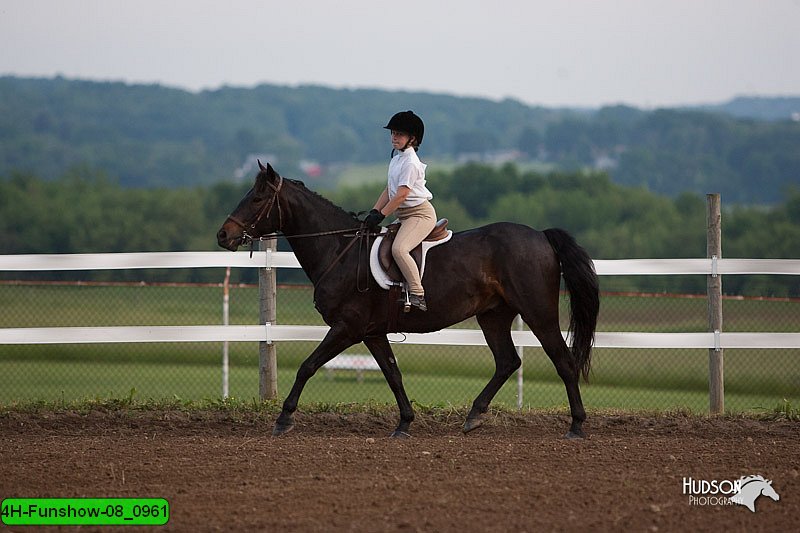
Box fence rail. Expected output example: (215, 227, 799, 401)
(1, 325, 799, 350)
(2, 251, 799, 275)
(1, 251, 798, 349)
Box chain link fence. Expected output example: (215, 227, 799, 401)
(1, 272, 798, 413)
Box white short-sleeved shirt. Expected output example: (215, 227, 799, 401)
(387, 148, 433, 208)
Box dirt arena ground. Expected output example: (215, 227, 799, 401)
(1, 408, 797, 532)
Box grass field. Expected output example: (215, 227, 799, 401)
(1, 283, 798, 413)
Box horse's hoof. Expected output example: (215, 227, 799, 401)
(463, 417, 483, 433)
(563, 430, 585, 440)
(272, 423, 295, 437)
(390, 430, 412, 439)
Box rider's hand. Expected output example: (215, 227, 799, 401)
(364, 209, 385, 229)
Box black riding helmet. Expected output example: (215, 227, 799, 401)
(383, 110, 424, 146)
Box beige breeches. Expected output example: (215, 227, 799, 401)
(392, 200, 436, 296)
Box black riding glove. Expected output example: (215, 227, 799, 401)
(364, 209, 385, 229)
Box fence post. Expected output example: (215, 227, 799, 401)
(515, 315, 524, 409)
(222, 266, 230, 399)
(707, 193, 724, 414)
(259, 238, 278, 400)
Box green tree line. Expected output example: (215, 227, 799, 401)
(2, 164, 797, 296)
(1, 77, 798, 204)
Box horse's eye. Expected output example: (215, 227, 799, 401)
(253, 195, 264, 203)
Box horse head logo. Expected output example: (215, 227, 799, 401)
(730, 475, 780, 512)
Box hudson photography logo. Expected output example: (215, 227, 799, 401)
(682, 475, 780, 512)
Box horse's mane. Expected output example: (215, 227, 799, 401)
(739, 474, 769, 485)
(284, 177, 360, 222)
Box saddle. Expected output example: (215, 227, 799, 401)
(369, 218, 453, 290)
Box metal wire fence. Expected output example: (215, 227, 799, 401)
(1, 274, 797, 414)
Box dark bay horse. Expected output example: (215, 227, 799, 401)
(217, 162, 599, 438)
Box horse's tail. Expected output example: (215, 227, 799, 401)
(543, 228, 600, 382)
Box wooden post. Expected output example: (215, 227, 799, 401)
(222, 266, 230, 399)
(707, 193, 724, 414)
(259, 238, 278, 400)
(515, 315, 524, 410)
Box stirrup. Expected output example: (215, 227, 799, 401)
(407, 293, 427, 312)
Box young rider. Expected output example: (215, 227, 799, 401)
(364, 110, 436, 311)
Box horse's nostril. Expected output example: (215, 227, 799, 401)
(217, 229, 227, 241)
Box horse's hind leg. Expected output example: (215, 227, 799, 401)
(273, 324, 357, 436)
(527, 320, 587, 439)
(364, 335, 414, 438)
(464, 307, 520, 433)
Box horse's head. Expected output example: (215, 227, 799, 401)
(760, 479, 780, 502)
(731, 475, 781, 511)
(217, 160, 284, 251)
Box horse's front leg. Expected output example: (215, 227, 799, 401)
(363, 335, 414, 438)
(273, 325, 357, 436)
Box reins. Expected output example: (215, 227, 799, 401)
(249, 227, 361, 242)
(249, 227, 377, 290)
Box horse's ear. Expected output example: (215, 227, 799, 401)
(257, 159, 278, 178)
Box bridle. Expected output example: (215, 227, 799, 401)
(225, 173, 284, 244)
(224, 173, 377, 289)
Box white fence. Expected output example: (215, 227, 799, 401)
(1, 251, 798, 349)
(1, 251, 799, 410)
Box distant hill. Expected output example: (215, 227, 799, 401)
(697, 96, 800, 121)
(1, 76, 798, 203)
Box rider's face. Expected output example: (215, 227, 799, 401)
(391, 130, 413, 150)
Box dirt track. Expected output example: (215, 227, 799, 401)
(1, 408, 797, 532)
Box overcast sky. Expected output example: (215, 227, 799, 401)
(2, 0, 799, 108)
